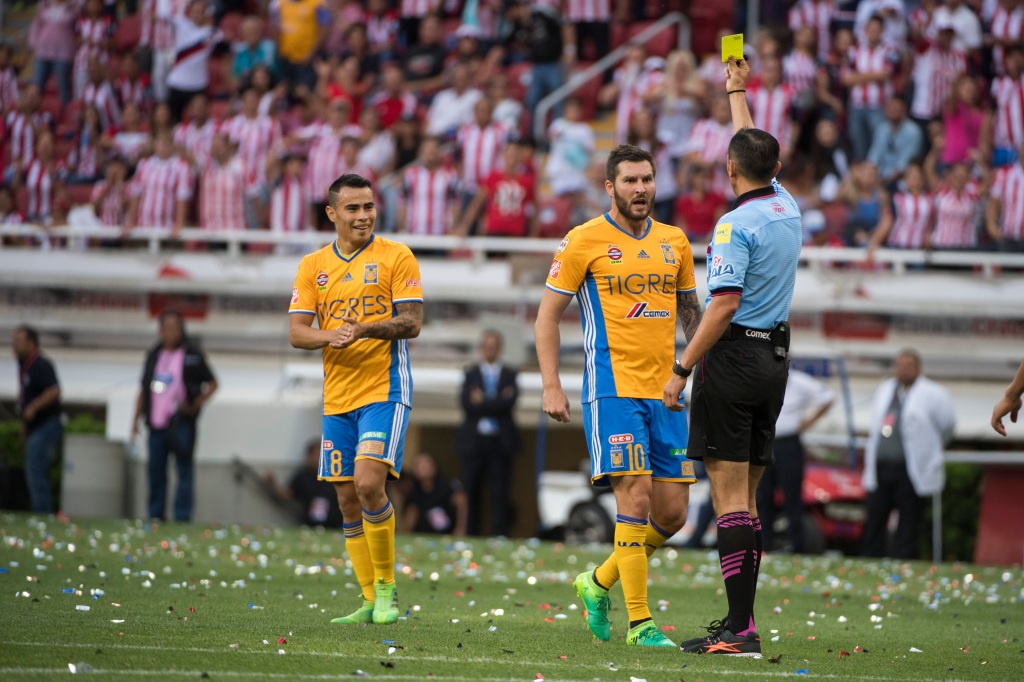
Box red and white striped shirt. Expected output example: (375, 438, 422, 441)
(0, 68, 18, 114)
(115, 74, 152, 111)
(932, 183, 980, 248)
(269, 176, 308, 233)
(305, 126, 345, 203)
(991, 4, 1024, 75)
(887, 191, 934, 249)
(67, 131, 101, 179)
(6, 111, 35, 170)
(82, 81, 122, 130)
(991, 163, 1024, 241)
(563, 0, 611, 22)
(24, 159, 56, 221)
(457, 121, 508, 192)
(174, 118, 218, 169)
(73, 16, 113, 83)
(131, 155, 193, 228)
(399, 0, 440, 19)
(789, 0, 836, 62)
(991, 75, 1024, 150)
(90, 180, 127, 227)
(366, 10, 398, 53)
(200, 157, 247, 231)
(782, 50, 818, 94)
(747, 82, 796, 149)
(221, 113, 282, 189)
(401, 164, 459, 235)
(907, 5, 935, 42)
(848, 44, 893, 108)
(687, 118, 733, 196)
(910, 46, 967, 119)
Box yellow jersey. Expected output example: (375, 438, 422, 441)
(276, 0, 325, 63)
(289, 235, 423, 415)
(545, 213, 696, 402)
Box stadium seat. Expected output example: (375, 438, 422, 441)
(506, 62, 531, 102)
(611, 24, 628, 50)
(39, 94, 62, 123)
(113, 15, 142, 53)
(59, 100, 84, 135)
(537, 197, 574, 238)
(570, 64, 602, 120)
(54, 137, 74, 162)
(219, 12, 244, 42)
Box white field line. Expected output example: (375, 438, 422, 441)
(1, 642, 982, 682)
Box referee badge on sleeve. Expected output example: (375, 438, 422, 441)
(714, 224, 733, 244)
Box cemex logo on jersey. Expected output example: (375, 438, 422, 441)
(637, 249, 650, 259)
(608, 245, 623, 264)
(625, 302, 670, 319)
(608, 434, 634, 444)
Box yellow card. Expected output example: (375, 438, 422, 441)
(722, 33, 744, 63)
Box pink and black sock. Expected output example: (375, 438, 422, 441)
(716, 510, 757, 636)
(751, 516, 763, 611)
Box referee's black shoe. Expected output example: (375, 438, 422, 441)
(679, 617, 729, 650)
(680, 621, 761, 658)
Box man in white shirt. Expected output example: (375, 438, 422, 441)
(862, 350, 956, 559)
(425, 63, 483, 138)
(933, 0, 982, 53)
(756, 370, 834, 554)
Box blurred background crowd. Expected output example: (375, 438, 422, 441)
(2, 0, 1023, 252)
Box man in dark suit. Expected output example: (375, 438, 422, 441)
(456, 330, 521, 536)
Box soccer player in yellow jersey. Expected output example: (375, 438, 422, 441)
(288, 173, 423, 626)
(535, 145, 704, 646)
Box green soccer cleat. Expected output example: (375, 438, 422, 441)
(330, 600, 374, 624)
(626, 621, 677, 648)
(372, 579, 399, 624)
(573, 571, 611, 641)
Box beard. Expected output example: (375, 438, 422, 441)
(613, 188, 654, 222)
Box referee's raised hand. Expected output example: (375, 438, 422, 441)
(724, 57, 751, 92)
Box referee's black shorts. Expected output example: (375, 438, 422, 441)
(688, 333, 789, 466)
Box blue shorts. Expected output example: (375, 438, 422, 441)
(583, 397, 696, 487)
(319, 401, 409, 482)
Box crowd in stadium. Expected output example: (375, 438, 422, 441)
(1, 0, 1023, 252)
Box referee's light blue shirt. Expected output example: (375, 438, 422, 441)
(705, 178, 802, 330)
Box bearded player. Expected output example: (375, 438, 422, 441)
(535, 145, 703, 646)
(289, 173, 423, 625)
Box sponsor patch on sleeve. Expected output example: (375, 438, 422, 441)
(291, 287, 300, 304)
(548, 259, 562, 279)
(556, 235, 570, 254)
(714, 223, 733, 244)
(405, 278, 421, 288)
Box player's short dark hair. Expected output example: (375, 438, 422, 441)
(606, 144, 656, 182)
(15, 325, 39, 346)
(328, 174, 374, 205)
(728, 128, 780, 185)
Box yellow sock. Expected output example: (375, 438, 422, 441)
(593, 517, 673, 588)
(613, 514, 651, 623)
(362, 500, 396, 584)
(343, 521, 375, 601)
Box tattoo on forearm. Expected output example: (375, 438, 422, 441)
(365, 302, 423, 340)
(677, 291, 704, 343)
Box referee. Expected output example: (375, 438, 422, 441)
(662, 56, 802, 658)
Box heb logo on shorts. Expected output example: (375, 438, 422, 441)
(625, 302, 670, 319)
(608, 245, 623, 264)
(608, 433, 634, 445)
(322, 440, 334, 450)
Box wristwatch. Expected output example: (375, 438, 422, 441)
(672, 360, 692, 378)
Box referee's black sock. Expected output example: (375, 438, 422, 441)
(716, 511, 757, 636)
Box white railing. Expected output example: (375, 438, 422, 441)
(3, 223, 1024, 275)
(532, 12, 692, 143)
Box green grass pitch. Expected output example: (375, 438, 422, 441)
(0, 513, 1021, 681)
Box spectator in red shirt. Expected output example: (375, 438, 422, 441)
(368, 62, 417, 129)
(455, 139, 537, 238)
(673, 165, 727, 245)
